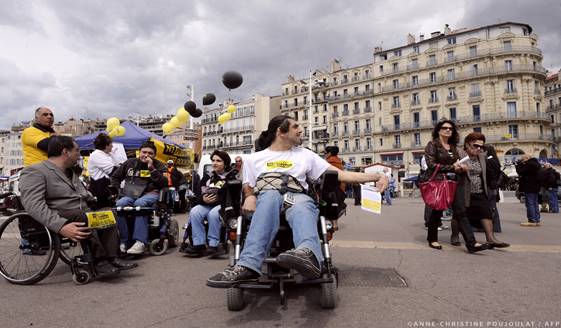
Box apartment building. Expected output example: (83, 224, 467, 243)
(545, 69, 561, 158)
(281, 22, 549, 173)
(201, 94, 281, 155)
(0, 128, 24, 176)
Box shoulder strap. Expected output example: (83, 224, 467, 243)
(428, 164, 441, 181)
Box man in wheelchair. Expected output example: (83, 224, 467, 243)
(207, 115, 388, 287)
(19, 136, 136, 275)
(111, 141, 167, 255)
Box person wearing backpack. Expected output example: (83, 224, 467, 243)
(515, 154, 542, 226)
(541, 163, 559, 213)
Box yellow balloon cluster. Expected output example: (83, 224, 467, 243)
(106, 117, 126, 137)
(217, 104, 236, 125)
(162, 108, 190, 135)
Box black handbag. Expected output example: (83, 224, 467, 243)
(120, 182, 146, 198)
(497, 171, 509, 189)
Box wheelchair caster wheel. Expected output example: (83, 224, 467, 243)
(320, 274, 338, 309)
(72, 269, 91, 285)
(226, 287, 245, 311)
(149, 239, 168, 256)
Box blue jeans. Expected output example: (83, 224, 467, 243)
(189, 204, 222, 247)
(116, 193, 159, 245)
(549, 188, 559, 213)
(384, 188, 392, 205)
(237, 191, 322, 274)
(524, 192, 540, 223)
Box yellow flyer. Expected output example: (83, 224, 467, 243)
(360, 184, 382, 215)
(86, 211, 117, 229)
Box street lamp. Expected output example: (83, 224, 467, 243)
(308, 71, 325, 151)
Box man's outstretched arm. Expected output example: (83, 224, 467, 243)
(327, 166, 389, 192)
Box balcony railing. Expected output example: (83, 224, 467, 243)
(505, 88, 518, 95)
(392, 143, 402, 149)
(469, 91, 482, 97)
(332, 112, 339, 118)
(353, 108, 361, 115)
(411, 100, 421, 106)
(545, 87, 561, 96)
(447, 94, 457, 101)
(391, 103, 401, 109)
(364, 106, 372, 113)
(429, 97, 439, 103)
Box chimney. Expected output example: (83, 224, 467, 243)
(330, 59, 341, 73)
(374, 46, 383, 53)
(419, 34, 424, 41)
(444, 24, 451, 35)
(407, 33, 415, 45)
(430, 31, 441, 38)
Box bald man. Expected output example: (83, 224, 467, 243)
(22, 107, 56, 166)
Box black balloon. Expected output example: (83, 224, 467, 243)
(184, 100, 196, 112)
(222, 71, 243, 89)
(202, 93, 216, 106)
(191, 108, 203, 118)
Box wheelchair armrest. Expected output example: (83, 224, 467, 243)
(319, 171, 345, 221)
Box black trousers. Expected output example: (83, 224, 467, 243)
(427, 182, 476, 247)
(89, 177, 113, 209)
(59, 209, 119, 260)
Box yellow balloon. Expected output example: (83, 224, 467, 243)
(108, 128, 118, 138)
(227, 104, 236, 114)
(218, 113, 232, 125)
(170, 116, 181, 127)
(176, 108, 189, 123)
(115, 125, 126, 137)
(162, 123, 174, 134)
(106, 117, 120, 132)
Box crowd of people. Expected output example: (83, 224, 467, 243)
(11, 106, 560, 283)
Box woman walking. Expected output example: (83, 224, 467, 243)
(423, 120, 487, 253)
(462, 133, 509, 248)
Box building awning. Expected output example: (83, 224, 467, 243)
(379, 152, 404, 156)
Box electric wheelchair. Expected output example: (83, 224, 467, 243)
(113, 187, 180, 256)
(210, 170, 343, 311)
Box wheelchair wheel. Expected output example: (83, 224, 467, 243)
(72, 268, 91, 285)
(59, 239, 83, 265)
(167, 219, 179, 248)
(320, 274, 338, 309)
(226, 287, 245, 311)
(148, 239, 168, 256)
(0, 213, 60, 285)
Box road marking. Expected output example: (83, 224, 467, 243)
(331, 240, 561, 253)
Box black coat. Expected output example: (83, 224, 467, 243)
(515, 158, 541, 193)
(486, 154, 501, 190)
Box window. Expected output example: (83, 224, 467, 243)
(343, 122, 348, 133)
(431, 110, 438, 124)
(473, 127, 482, 133)
(354, 120, 360, 132)
(470, 83, 481, 97)
(343, 75, 348, 83)
(343, 104, 348, 115)
(323, 115, 327, 124)
(284, 100, 288, 108)
(505, 60, 513, 71)
(471, 64, 479, 76)
(365, 119, 371, 131)
(537, 102, 541, 115)
(315, 116, 319, 124)
(294, 98, 298, 106)
(507, 102, 517, 118)
(394, 49, 402, 56)
(447, 36, 456, 44)
(446, 50, 454, 62)
(354, 139, 360, 150)
(284, 87, 289, 95)
(381, 154, 403, 166)
(364, 69, 370, 78)
(294, 111, 299, 121)
(412, 93, 420, 105)
(412, 75, 419, 86)
(430, 72, 437, 83)
(508, 124, 519, 138)
(428, 54, 436, 66)
(343, 89, 348, 96)
(392, 96, 401, 108)
(393, 79, 400, 89)
(394, 115, 400, 129)
(414, 133, 421, 146)
(503, 40, 512, 51)
(469, 45, 477, 57)
(449, 107, 457, 121)
(344, 140, 349, 150)
(413, 45, 420, 53)
(394, 135, 401, 147)
(379, 138, 383, 146)
(506, 80, 515, 93)
(354, 86, 359, 95)
(365, 84, 371, 92)
(333, 125, 338, 135)
(393, 63, 399, 73)
(413, 112, 420, 127)
(379, 65, 384, 73)
(447, 69, 455, 81)
(472, 105, 481, 121)
(430, 90, 438, 103)
(366, 137, 372, 150)
(410, 58, 418, 69)
(448, 87, 457, 100)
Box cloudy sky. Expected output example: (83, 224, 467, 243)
(1, 0, 560, 129)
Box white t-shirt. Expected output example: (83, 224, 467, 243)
(88, 149, 118, 180)
(243, 147, 331, 190)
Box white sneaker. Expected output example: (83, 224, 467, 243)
(119, 244, 127, 253)
(126, 241, 146, 255)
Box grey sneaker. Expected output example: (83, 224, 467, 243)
(276, 248, 321, 279)
(126, 241, 146, 255)
(207, 265, 259, 288)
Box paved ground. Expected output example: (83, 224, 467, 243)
(1, 197, 561, 328)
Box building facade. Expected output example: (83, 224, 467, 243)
(281, 22, 550, 174)
(201, 94, 281, 155)
(0, 129, 24, 176)
(545, 69, 561, 159)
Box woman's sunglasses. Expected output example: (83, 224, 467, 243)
(440, 126, 453, 131)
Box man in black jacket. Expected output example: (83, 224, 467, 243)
(111, 141, 167, 254)
(515, 154, 542, 226)
(541, 163, 560, 213)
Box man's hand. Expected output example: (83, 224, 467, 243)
(375, 174, 389, 193)
(145, 157, 154, 170)
(202, 194, 218, 204)
(242, 195, 256, 215)
(59, 222, 91, 242)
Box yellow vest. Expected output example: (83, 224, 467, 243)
(22, 126, 52, 166)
